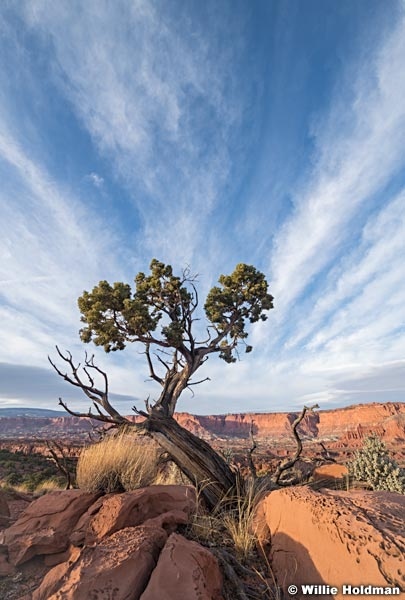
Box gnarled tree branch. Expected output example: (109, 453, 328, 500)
(272, 404, 319, 485)
(49, 347, 130, 425)
(247, 419, 258, 480)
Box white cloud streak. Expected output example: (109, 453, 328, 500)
(249, 10, 405, 408)
(0, 126, 124, 366)
(268, 11, 405, 328)
(19, 0, 248, 267)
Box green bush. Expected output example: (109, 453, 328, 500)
(5, 472, 19, 486)
(347, 435, 405, 494)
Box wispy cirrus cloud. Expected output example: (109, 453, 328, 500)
(0, 126, 124, 366)
(286, 191, 405, 355)
(267, 11, 405, 329)
(242, 9, 405, 409)
(19, 0, 255, 267)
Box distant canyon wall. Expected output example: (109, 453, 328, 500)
(174, 402, 405, 444)
(0, 402, 403, 447)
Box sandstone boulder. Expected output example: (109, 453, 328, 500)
(312, 463, 348, 480)
(311, 463, 348, 489)
(32, 546, 81, 599)
(3, 490, 101, 565)
(71, 485, 195, 546)
(140, 532, 224, 600)
(257, 487, 405, 598)
(33, 526, 167, 600)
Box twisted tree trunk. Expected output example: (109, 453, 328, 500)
(144, 412, 238, 509)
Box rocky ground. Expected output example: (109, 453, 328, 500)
(0, 482, 403, 599)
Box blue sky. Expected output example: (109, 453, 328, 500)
(0, 0, 404, 415)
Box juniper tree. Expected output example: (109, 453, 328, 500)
(50, 259, 273, 507)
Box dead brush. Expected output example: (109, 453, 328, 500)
(76, 432, 181, 492)
(220, 478, 266, 560)
(189, 477, 269, 556)
(187, 476, 280, 599)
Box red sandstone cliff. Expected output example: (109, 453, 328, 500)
(176, 402, 405, 443)
(0, 402, 403, 446)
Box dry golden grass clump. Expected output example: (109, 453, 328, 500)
(188, 478, 281, 599)
(190, 478, 268, 561)
(76, 432, 184, 493)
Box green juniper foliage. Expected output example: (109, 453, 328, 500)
(78, 259, 273, 363)
(347, 435, 405, 494)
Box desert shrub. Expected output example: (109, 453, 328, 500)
(347, 435, 405, 494)
(189, 478, 269, 561)
(0, 448, 69, 493)
(220, 479, 264, 559)
(4, 472, 19, 486)
(33, 478, 66, 496)
(76, 433, 183, 493)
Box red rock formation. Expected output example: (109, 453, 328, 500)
(0, 402, 404, 448)
(1, 484, 404, 598)
(33, 526, 168, 600)
(71, 485, 195, 545)
(256, 487, 405, 598)
(312, 463, 348, 481)
(3, 490, 100, 565)
(0, 415, 93, 437)
(1, 486, 222, 600)
(140, 533, 224, 600)
(128, 402, 405, 445)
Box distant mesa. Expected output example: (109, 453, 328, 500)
(0, 408, 67, 418)
(0, 402, 403, 448)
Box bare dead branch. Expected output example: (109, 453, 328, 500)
(318, 441, 337, 462)
(85, 353, 109, 396)
(132, 404, 149, 418)
(187, 376, 211, 387)
(45, 440, 74, 489)
(273, 404, 319, 485)
(50, 347, 129, 424)
(247, 420, 257, 480)
(155, 352, 171, 371)
(82, 366, 95, 388)
(88, 420, 116, 442)
(144, 344, 163, 384)
(58, 397, 122, 425)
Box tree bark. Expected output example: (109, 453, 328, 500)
(144, 412, 237, 509)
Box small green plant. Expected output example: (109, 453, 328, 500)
(0, 448, 68, 493)
(347, 435, 405, 494)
